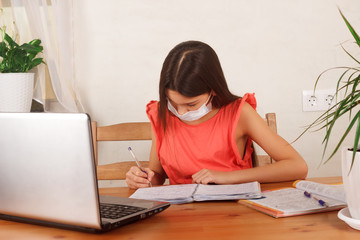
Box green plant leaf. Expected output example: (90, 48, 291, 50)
(19, 43, 43, 55)
(339, 8, 360, 48)
(0, 31, 44, 72)
(3, 32, 18, 49)
(28, 57, 44, 71)
(29, 39, 41, 47)
(323, 111, 360, 164)
(349, 116, 360, 173)
(341, 44, 360, 65)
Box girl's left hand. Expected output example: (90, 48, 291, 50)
(192, 169, 228, 184)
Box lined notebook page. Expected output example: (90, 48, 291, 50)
(130, 184, 197, 201)
(195, 181, 260, 196)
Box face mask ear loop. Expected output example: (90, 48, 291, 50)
(207, 94, 214, 106)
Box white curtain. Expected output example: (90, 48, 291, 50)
(11, 0, 84, 112)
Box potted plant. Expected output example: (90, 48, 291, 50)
(0, 26, 44, 112)
(299, 9, 360, 224)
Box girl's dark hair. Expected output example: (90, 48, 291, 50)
(158, 40, 239, 130)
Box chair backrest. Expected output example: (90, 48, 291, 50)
(252, 113, 277, 167)
(91, 122, 151, 180)
(92, 112, 277, 180)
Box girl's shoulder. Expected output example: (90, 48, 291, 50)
(239, 93, 256, 110)
(146, 100, 159, 116)
(222, 93, 256, 115)
(232, 93, 257, 137)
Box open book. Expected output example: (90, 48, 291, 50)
(130, 181, 262, 204)
(238, 180, 347, 218)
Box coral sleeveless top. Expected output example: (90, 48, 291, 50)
(146, 93, 257, 184)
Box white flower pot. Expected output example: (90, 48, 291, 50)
(0, 73, 35, 112)
(342, 147, 360, 220)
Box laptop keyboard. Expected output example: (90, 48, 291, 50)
(100, 203, 146, 219)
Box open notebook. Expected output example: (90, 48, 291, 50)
(130, 181, 262, 204)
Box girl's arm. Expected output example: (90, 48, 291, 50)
(147, 129, 167, 185)
(236, 102, 308, 182)
(192, 102, 308, 184)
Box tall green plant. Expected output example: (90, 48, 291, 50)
(297, 9, 360, 172)
(0, 30, 44, 73)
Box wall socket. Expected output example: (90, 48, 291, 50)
(302, 89, 336, 112)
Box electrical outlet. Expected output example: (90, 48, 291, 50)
(302, 89, 336, 112)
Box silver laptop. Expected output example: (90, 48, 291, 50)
(0, 112, 169, 233)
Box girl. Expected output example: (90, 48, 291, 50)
(126, 41, 308, 189)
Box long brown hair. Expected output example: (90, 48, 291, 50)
(158, 41, 239, 130)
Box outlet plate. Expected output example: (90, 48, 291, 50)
(302, 89, 336, 112)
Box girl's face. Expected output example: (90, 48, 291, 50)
(166, 89, 211, 115)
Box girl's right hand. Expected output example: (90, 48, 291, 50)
(125, 166, 154, 189)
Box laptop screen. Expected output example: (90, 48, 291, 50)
(0, 113, 102, 229)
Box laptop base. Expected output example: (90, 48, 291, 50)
(0, 203, 169, 233)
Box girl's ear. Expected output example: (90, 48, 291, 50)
(211, 90, 217, 96)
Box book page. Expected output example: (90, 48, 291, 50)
(294, 181, 346, 203)
(129, 184, 197, 204)
(249, 188, 345, 214)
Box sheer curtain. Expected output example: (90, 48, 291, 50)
(11, 0, 84, 112)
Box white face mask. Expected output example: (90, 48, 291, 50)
(167, 94, 213, 122)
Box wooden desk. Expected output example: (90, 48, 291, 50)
(0, 177, 358, 240)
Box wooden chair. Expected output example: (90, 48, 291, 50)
(91, 113, 277, 181)
(91, 122, 152, 180)
(252, 113, 277, 167)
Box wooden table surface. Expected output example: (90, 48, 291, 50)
(0, 177, 358, 240)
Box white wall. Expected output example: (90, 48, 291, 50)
(73, 0, 360, 186)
